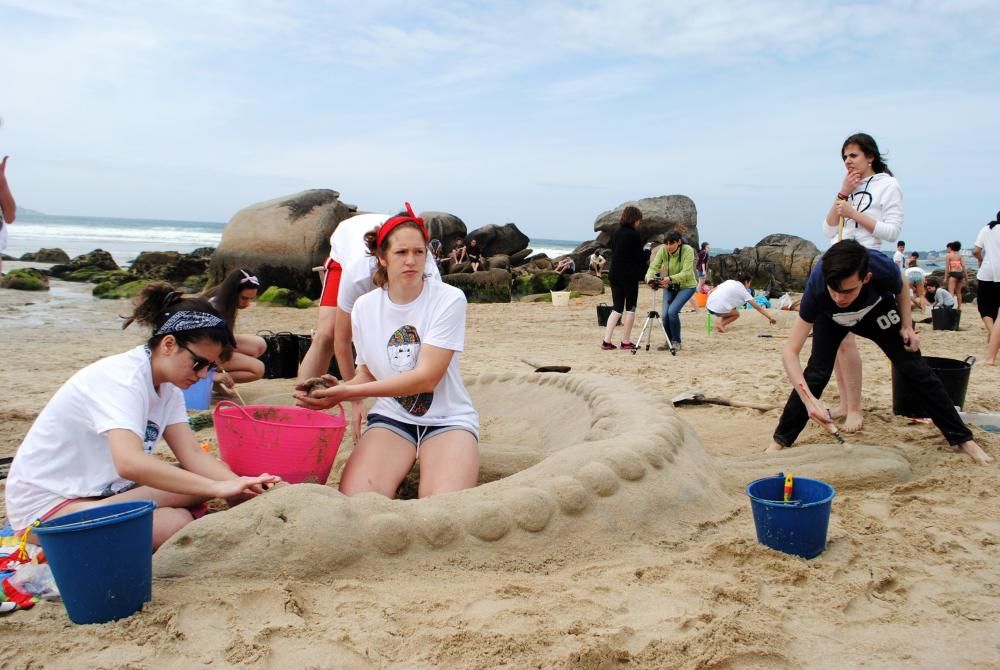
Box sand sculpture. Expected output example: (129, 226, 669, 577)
(155, 373, 734, 579)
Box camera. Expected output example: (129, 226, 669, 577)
(648, 273, 661, 289)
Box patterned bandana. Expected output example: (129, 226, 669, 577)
(376, 202, 430, 247)
(154, 310, 236, 346)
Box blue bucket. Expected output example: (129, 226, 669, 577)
(34, 500, 157, 624)
(746, 474, 835, 559)
(181, 368, 216, 411)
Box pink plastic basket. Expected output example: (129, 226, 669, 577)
(214, 401, 346, 485)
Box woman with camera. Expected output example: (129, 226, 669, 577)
(644, 230, 696, 350)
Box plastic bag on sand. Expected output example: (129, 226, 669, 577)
(775, 293, 792, 310)
(8, 563, 60, 600)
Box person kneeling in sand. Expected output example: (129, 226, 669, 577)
(4, 284, 281, 551)
(766, 240, 992, 464)
(295, 204, 480, 498)
(203, 268, 266, 393)
(706, 274, 776, 332)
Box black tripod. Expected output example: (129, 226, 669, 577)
(633, 282, 676, 355)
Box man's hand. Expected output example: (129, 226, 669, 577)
(900, 326, 920, 352)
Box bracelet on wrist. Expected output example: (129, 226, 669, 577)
(836, 192, 848, 201)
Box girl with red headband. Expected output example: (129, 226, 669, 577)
(295, 205, 479, 498)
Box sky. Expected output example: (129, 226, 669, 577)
(1, 1, 998, 251)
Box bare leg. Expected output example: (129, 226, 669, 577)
(296, 306, 338, 383)
(986, 317, 1000, 366)
(982, 316, 995, 345)
(603, 310, 621, 344)
(715, 310, 739, 333)
(223, 351, 266, 384)
(339, 428, 417, 498)
(831, 334, 864, 432)
(417, 430, 480, 497)
(959, 440, 994, 465)
(620, 311, 636, 344)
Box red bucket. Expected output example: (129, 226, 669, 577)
(214, 401, 346, 484)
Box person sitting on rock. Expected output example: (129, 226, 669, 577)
(202, 268, 266, 392)
(467, 238, 483, 271)
(450, 239, 468, 265)
(554, 256, 576, 275)
(589, 250, 607, 276)
(706, 274, 777, 333)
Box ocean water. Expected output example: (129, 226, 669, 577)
(4, 213, 581, 266)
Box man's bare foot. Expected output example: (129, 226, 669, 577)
(959, 441, 994, 465)
(764, 442, 785, 453)
(840, 411, 864, 433)
(714, 326, 727, 334)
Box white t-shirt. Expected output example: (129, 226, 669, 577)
(932, 288, 956, 309)
(5, 346, 188, 530)
(352, 280, 479, 436)
(893, 249, 906, 271)
(974, 224, 1000, 282)
(706, 280, 753, 314)
(904, 266, 928, 284)
(822, 173, 903, 249)
(328, 213, 390, 265)
(338, 253, 441, 315)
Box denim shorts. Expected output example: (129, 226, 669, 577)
(365, 413, 476, 453)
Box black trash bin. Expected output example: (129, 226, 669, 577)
(596, 303, 614, 327)
(891, 355, 975, 417)
(931, 307, 961, 331)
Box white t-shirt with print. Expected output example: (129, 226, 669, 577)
(4, 346, 188, 530)
(338, 253, 442, 315)
(328, 213, 390, 265)
(706, 280, 753, 314)
(974, 224, 1000, 282)
(351, 280, 478, 436)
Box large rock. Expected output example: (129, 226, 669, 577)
(709, 234, 820, 292)
(130, 251, 210, 286)
(1, 268, 49, 291)
(442, 268, 512, 303)
(421, 211, 468, 255)
(594, 195, 698, 247)
(20, 248, 70, 263)
(468, 223, 530, 257)
(565, 273, 605, 296)
(210, 190, 357, 298)
(49, 249, 120, 281)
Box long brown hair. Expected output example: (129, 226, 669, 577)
(123, 281, 234, 358)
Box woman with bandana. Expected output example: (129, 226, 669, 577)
(203, 268, 266, 391)
(295, 204, 479, 499)
(4, 283, 280, 550)
(820, 132, 903, 434)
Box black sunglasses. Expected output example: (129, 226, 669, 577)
(177, 342, 218, 373)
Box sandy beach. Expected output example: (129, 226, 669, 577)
(1, 273, 998, 669)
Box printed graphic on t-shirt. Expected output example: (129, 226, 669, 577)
(143, 421, 161, 454)
(387, 325, 433, 416)
(848, 176, 875, 224)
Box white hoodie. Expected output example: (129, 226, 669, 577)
(822, 172, 903, 250)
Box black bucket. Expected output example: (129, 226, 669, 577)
(891, 355, 975, 417)
(931, 308, 961, 331)
(596, 303, 614, 327)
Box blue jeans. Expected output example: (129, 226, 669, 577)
(661, 287, 695, 343)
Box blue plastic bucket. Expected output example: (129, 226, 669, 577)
(34, 500, 157, 624)
(746, 474, 835, 559)
(181, 368, 216, 411)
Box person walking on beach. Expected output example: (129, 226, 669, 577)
(945, 241, 966, 310)
(645, 230, 696, 351)
(766, 240, 992, 465)
(203, 268, 266, 391)
(601, 206, 645, 350)
(972, 211, 1000, 365)
(295, 205, 479, 498)
(706, 274, 776, 333)
(0, 155, 16, 275)
(4, 283, 281, 550)
(821, 132, 903, 434)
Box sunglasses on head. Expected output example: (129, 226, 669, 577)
(177, 342, 218, 373)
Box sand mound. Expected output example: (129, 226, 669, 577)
(155, 373, 733, 579)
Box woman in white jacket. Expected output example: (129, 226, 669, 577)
(821, 133, 903, 433)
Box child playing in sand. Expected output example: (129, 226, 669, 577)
(706, 274, 777, 332)
(925, 277, 956, 310)
(295, 204, 479, 498)
(4, 284, 281, 550)
(203, 268, 266, 392)
(766, 240, 992, 465)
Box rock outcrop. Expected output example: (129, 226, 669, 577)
(708, 234, 820, 292)
(593, 195, 698, 247)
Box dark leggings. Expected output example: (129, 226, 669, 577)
(773, 295, 973, 447)
(611, 280, 639, 313)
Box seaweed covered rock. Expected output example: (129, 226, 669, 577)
(1, 268, 49, 291)
(258, 285, 314, 309)
(20, 248, 70, 263)
(130, 251, 210, 285)
(442, 269, 512, 303)
(50, 249, 120, 280)
(94, 279, 152, 300)
(565, 273, 605, 296)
